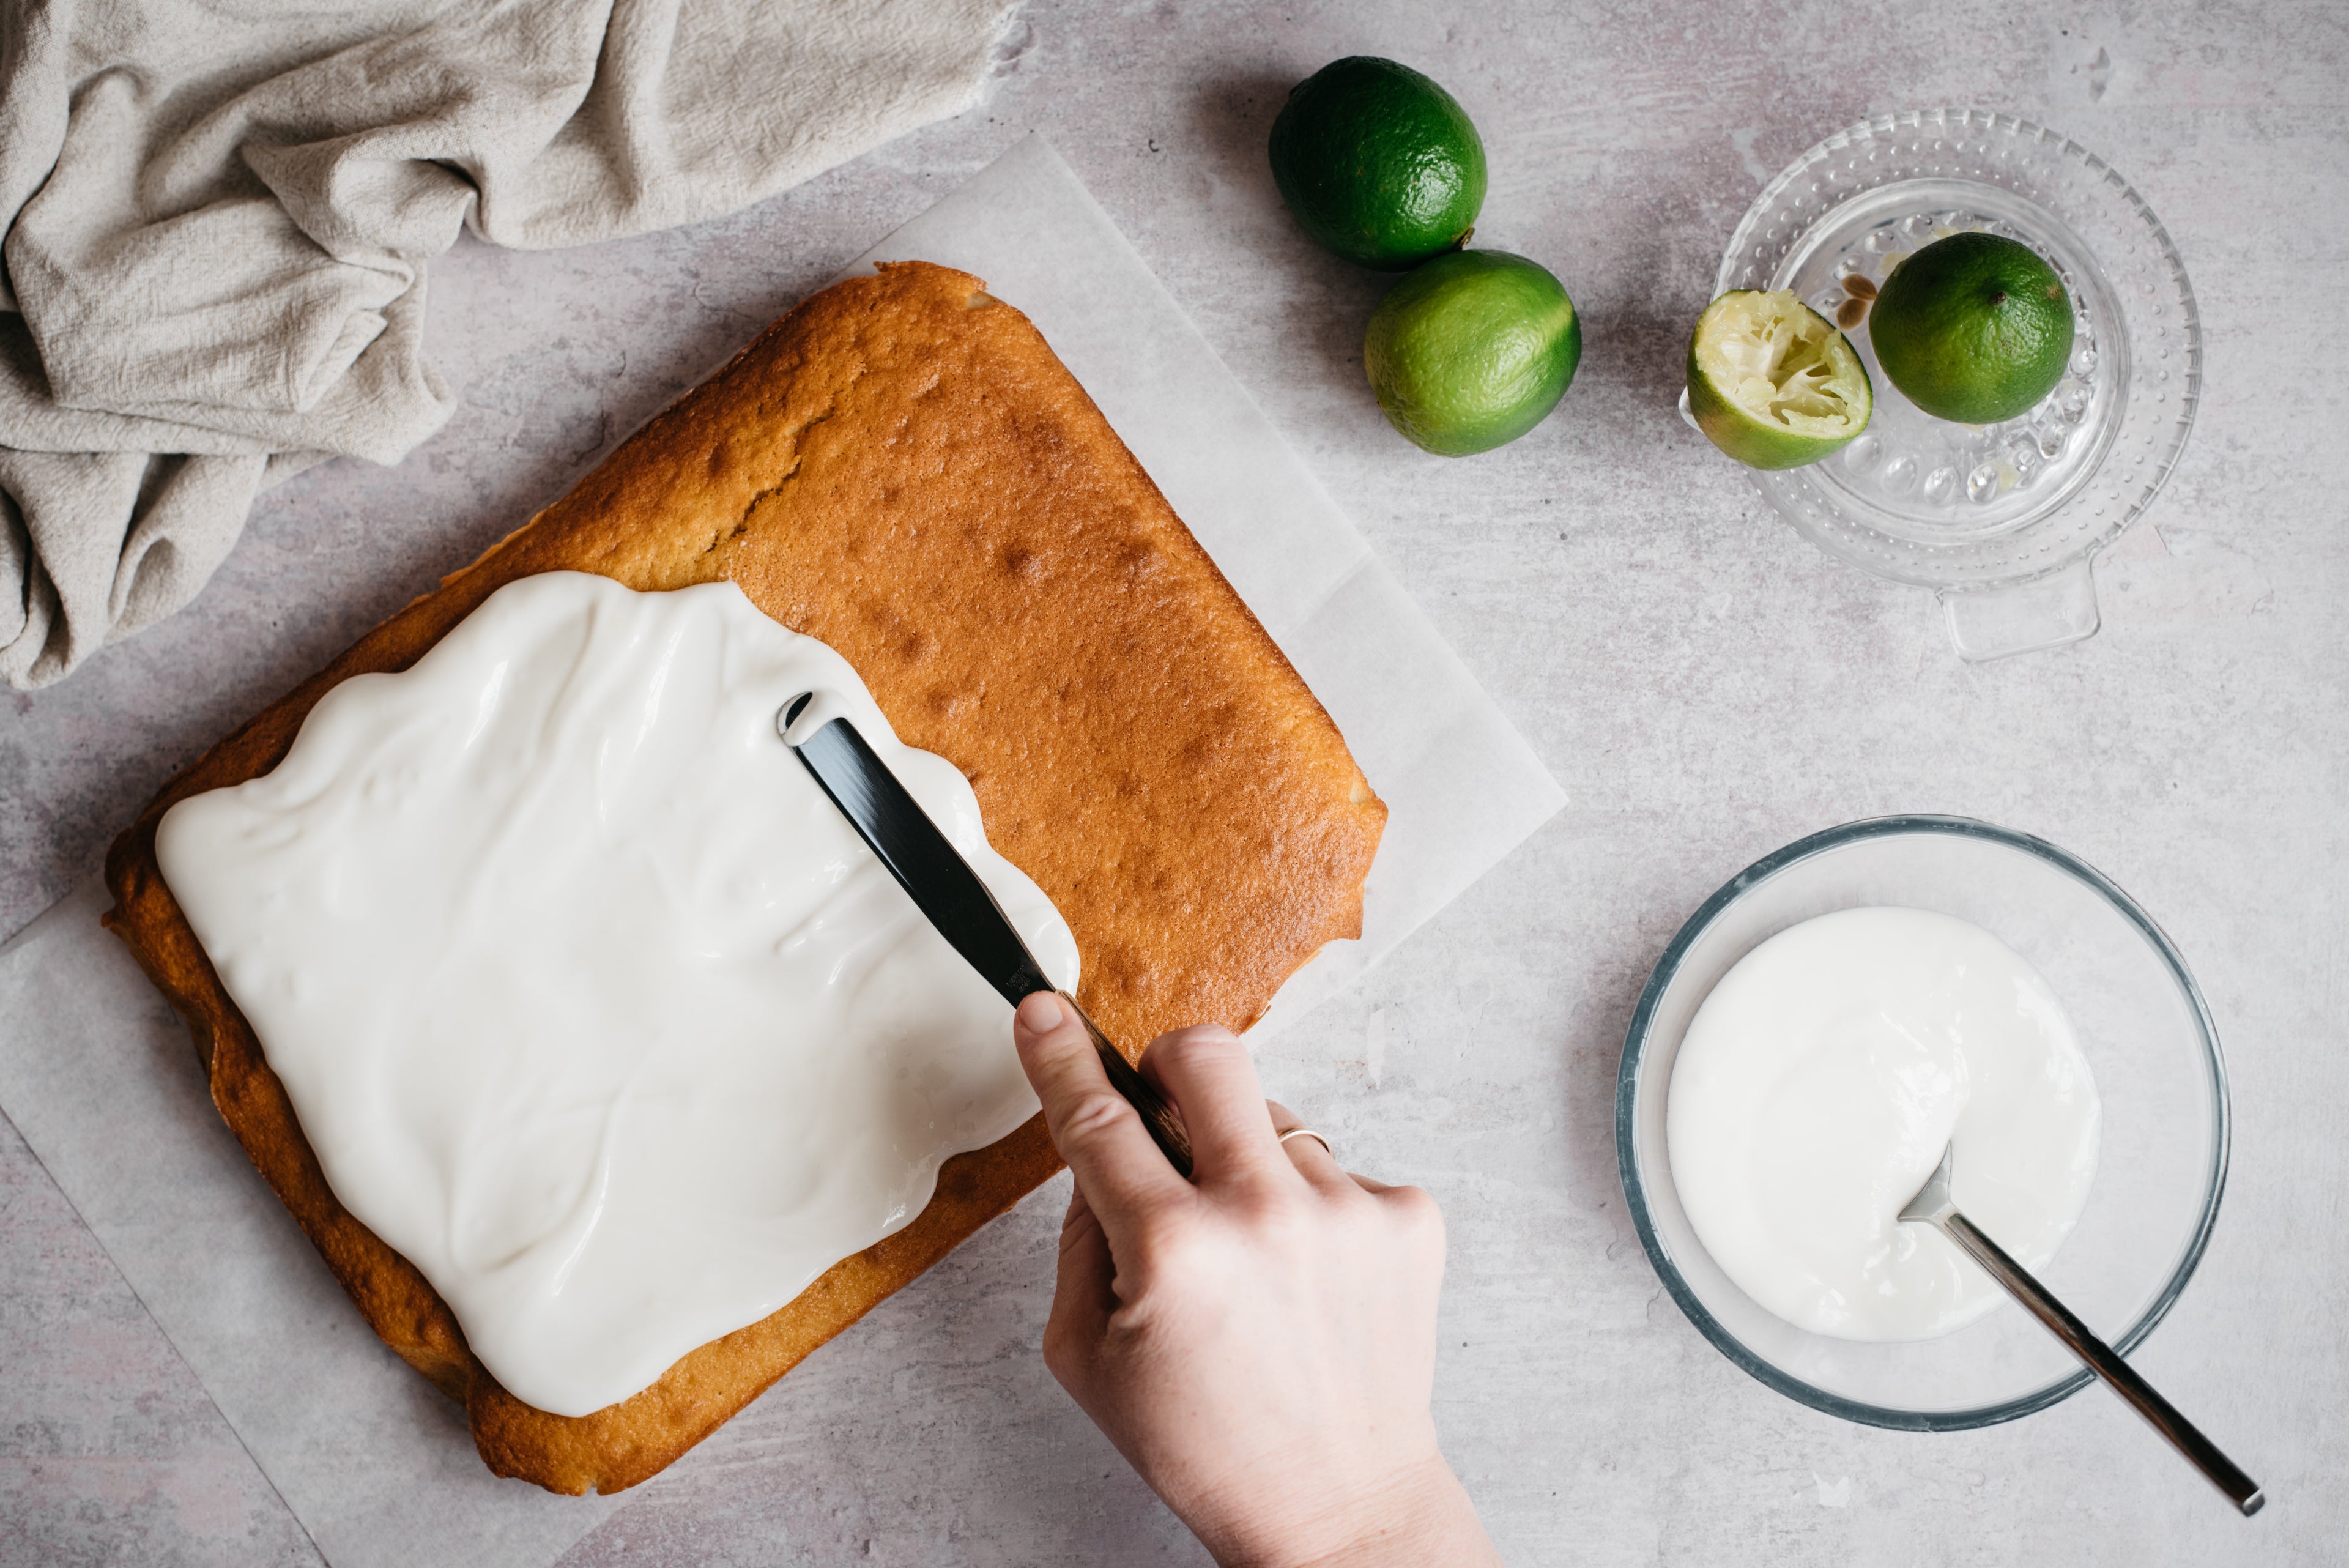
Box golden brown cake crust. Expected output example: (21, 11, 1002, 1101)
(101, 261, 1386, 1495)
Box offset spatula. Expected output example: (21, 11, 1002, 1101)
(781, 694, 1195, 1178)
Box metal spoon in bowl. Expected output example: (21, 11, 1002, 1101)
(1899, 1143, 2264, 1515)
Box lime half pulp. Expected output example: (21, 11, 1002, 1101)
(1686, 290, 1872, 470)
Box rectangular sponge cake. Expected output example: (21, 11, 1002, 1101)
(101, 261, 1387, 1495)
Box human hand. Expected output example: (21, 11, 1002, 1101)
(1011, 992, 1502, 1568)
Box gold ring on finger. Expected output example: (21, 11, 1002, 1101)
(1276, 1126, 1333, 1157)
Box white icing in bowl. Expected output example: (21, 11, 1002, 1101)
(1668, 907, 2100, 1342)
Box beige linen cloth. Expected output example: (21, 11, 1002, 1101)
(0, 0, 1017, 688)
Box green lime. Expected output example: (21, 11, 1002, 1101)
(1269, 56, 1486, 270)
(1685, 290, 1872, 470)
(1364, 250, 1579, 456)
(1866, 231, 2074, 424)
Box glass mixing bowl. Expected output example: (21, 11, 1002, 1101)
(1614, 817, 2229, 1429)
(1695, 110, 2201, 661)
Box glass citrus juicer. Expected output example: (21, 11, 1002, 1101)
(1688, 110, 2201, 660)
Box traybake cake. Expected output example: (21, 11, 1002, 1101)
(103, 261, 1386, 1493)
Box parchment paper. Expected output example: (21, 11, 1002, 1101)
(0, 136, 1563, 1568)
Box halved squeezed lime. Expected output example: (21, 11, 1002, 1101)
(1685, 290, 1872, 470)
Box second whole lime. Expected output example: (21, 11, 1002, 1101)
(1268, 56, 1486, 270)
(1867, 231, 2076, 425)
(1363, 250, 1581, 457)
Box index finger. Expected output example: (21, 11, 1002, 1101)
(1012, 993, 1193, 1250)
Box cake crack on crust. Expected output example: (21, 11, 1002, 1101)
(102, 260, 1386, 1495)
(718, 374, 865, 551)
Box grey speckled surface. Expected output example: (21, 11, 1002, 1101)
(4, 1, 2344, 1564)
